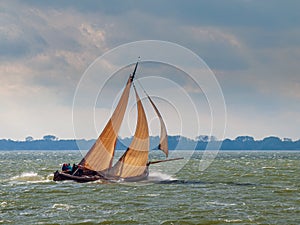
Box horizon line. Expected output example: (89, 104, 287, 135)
(1, 134, 299, 142)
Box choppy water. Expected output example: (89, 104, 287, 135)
(0, 151, 299, 224)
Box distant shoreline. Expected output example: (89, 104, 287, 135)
(1, 135, 299, 150)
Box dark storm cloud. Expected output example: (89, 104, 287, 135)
(23, 0, 300, 29)
(12, 0, 299, 71)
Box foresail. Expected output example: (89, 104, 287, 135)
(109, 85, 149, 178)
(147, 95, 169, 157)
(79, 77, 132, 171)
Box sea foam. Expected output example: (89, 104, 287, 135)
(148, 171, 176, 181)
(9, 172, 52, 183)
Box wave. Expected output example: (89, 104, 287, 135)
(8, 172, 53, 183)
(52, 203, 73, 210)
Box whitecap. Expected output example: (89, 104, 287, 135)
(10, 172, 41, 181)
(1, 202, 8, 208)
(52, 203, 73, 210)
(224, 219, 243, 223)
(206, 201, 237, 206)
(9, 172, 52, 183)
(146, 193, 160, 197)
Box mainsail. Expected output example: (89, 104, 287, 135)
(79, 76, 133, 171)
(108, 85, 150, 178)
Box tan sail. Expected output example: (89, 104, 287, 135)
(79, 77, 132, 171)
(147, 95, 169, 157)
(109, 85, 150, 178)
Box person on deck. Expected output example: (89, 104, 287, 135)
(62, 163, 72, 173)
(66, 163, 72, 172)
(61, 163, 67, 171)
(71, 164, 78, 174)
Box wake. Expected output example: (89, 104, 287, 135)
(147, 171, 176, 182)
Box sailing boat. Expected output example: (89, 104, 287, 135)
(53, 61, 182, 183)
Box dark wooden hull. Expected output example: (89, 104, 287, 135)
(53, 170, 103, 183)
(53, 167, 149, 183)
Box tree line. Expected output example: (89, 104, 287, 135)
(0, 135, 299, 150)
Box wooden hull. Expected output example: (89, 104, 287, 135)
(53, 170, 103, 183)
(53, 167, 149, 183)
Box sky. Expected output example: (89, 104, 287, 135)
(1, 0, 300, 141)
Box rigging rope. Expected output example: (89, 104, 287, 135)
(136, 77, 149, 98)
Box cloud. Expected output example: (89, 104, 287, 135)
(80, 23, 106, 49)
(186, 26, 242, 49)
(0, 2, 112, 106)
(180, 26, 249, 70)
(0, 0, 300, 140)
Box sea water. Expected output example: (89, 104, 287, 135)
(0, 151, 299, 224)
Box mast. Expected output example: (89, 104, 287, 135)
(131, 61, 139, 81)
